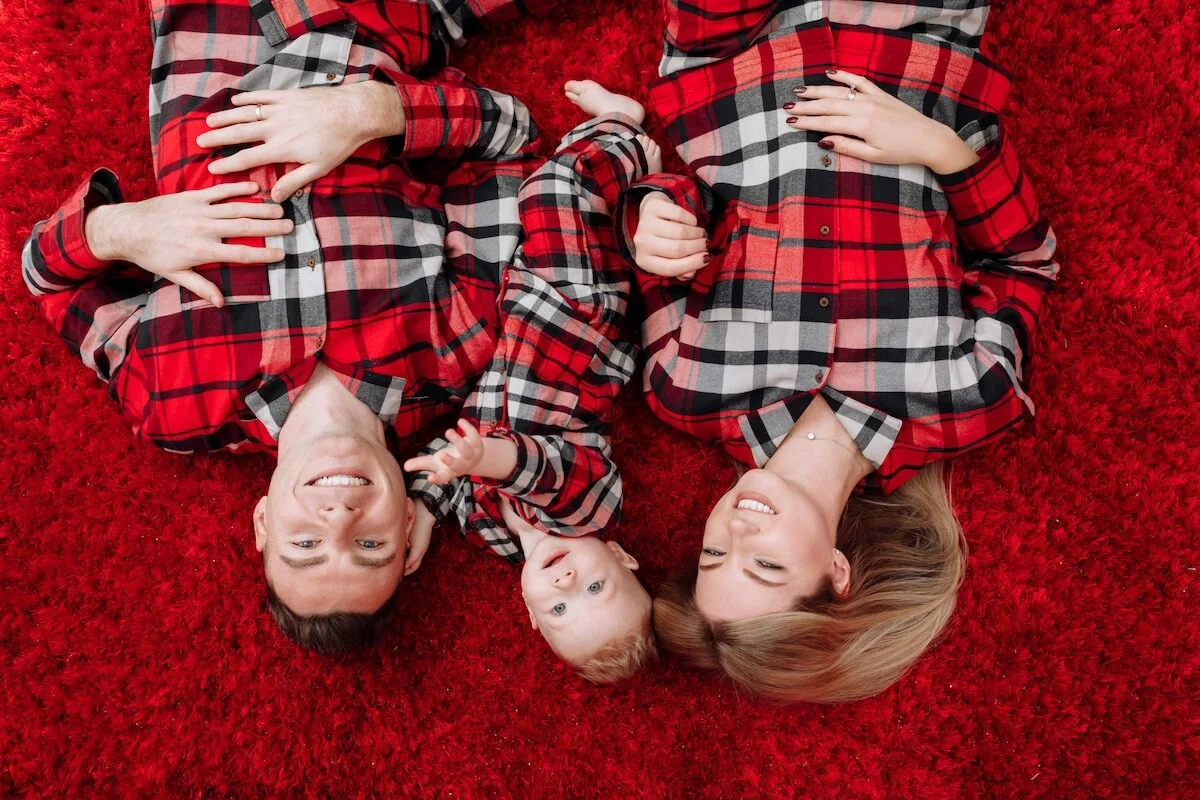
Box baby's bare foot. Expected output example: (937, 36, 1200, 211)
(635, 134, 662, 174)
(564, 80, 646, 125)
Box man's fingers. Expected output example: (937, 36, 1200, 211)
(210, 243, 286, 265)
(173, 270, 225, 308)
(230, 90, 289, 107)
(204, 105, 269, 130)
(212, 218, 295, 239)
(207, 202, 285, 220)
(200, 182, 260, 203)
(208, 144, 275, 176)
(196, 122, 270, 150)
(270, 164, 323, 204)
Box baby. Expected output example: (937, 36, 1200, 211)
(405, 81, 663, 682)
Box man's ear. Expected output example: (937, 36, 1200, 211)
(526, 602, 539, 631)
(605, 540, 639, 571)
(403, 495, 416, 545)
(831, 548, 852, 598)
(253, 496, 269, 553)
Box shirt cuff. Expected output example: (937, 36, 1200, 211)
(42, 169, 124, 283)
(392, 80, 469, 161)
(479, 429, 545, 498)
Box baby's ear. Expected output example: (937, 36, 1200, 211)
(605, 540, 639, 571)
(526, 602, 539, 630)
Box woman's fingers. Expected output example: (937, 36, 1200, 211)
(211, 218, 294, 239)
(200, 181, 260, 203)
(649, 200, 699, 227)
(208, 144, 275, 175)
(824, 69, 882, 95)
(645, 233, 707, 261)
(639, 251, 708, 277)
(207, 202, 285, 220)
(818, 136, 887, 163)
(783, 98, 856, 117)
(785, 115, 867, 137)
(196, 121, 269, 149)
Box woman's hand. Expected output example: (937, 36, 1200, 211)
(784, 70, 980, 175)
(633, 193, 709, 281)
(197, 81, 405, 203)
(84, 182, 291, 308)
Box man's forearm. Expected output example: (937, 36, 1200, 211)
(359, 80, 407, 140)
(82, 203, 129, 263)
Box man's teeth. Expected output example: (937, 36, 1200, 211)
(313, 474, 369, 487)
(736, 499, 775, 514)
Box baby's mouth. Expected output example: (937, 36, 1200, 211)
(542, 550, 569, 570)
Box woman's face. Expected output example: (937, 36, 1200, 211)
(694, 468, 843, 621)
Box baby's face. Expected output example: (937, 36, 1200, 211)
(520, 536, 650, 663)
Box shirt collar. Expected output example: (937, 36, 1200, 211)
(244, 355, 407, 441)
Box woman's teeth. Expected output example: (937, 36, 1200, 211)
(312, 474, 370, 487)
(736, 499, 776, 514)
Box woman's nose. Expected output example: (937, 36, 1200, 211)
(729, 516, 759, 537)
(553, 569, 576, 588)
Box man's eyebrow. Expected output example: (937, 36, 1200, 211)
(280, 554, 328, 569)
(743, 569, 785, 587)
(352, 553, 396, 568)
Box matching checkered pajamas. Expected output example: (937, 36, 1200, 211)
(22, 0, 552, 454)
(621, 0, 1061, 492)
(410, 116, 652, 561)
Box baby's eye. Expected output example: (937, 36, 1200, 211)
(587, 580, 605, 594)
(702, 547, 724, 557)
(357, 540, 382, 550)
(552, 603, 567, 616)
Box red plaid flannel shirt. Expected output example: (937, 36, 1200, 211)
(621, 0, 1059, 493)
(410, 117, 649, 561)
(22, 0, 552, 454)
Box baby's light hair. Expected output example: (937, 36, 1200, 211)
(573, 609, 658, 684)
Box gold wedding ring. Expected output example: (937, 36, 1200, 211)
(254, 104, 263, 121)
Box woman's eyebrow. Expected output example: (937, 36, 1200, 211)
(743, 569, 785, 587)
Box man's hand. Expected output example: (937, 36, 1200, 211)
(197, 81, 405, 203)
(85, 182, 291, 308)
(404, 501, 437, 576)
(632, 193, 709, 280)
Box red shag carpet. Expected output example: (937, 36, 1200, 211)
(2, 0, 1198, 796)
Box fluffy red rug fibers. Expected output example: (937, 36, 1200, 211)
(2, 0, 1198, 796)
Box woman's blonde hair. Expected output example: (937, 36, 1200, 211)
(653, 462, 966, 703)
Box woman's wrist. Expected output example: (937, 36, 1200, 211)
(926, 126, 980, 175)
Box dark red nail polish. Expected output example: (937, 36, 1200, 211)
(794, 86, 808, 94)
(786, 117, 798, 123)
(826, 68, 837, 76)
(783, 102, 795, 110)
(818, 140, 835, 150)
(702, 254, 711, 264)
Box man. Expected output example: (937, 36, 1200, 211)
(21, 0, 553, 652)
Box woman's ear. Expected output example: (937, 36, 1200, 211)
(831, 548, 851, 598)
(253, 497, 269, 553)
(605, 540, 640, 570)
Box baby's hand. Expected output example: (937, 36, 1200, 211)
(633, 194, 708, 281)
(404, 420, 486, 485)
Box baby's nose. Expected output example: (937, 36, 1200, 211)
(553, 569, 576, 588)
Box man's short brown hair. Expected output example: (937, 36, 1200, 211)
(573, 609, 658, 683)
(265, 585, 397, 655)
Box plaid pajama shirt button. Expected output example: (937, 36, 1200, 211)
(818, 296, 830, 308)
(820, 225, 830, 235)
(821, 155, 832, 167)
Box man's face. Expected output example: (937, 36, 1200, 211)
(255, 433, 411, 616)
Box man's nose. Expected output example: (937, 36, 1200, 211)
(553, 569, 576, 589)
(317, 502, 361, 523)
(729, 516, 759, 537)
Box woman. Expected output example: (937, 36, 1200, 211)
(618, 0, 1059, 702)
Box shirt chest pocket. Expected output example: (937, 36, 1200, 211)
(699, 214, 779, 324)
(245, 0, 356, 91)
